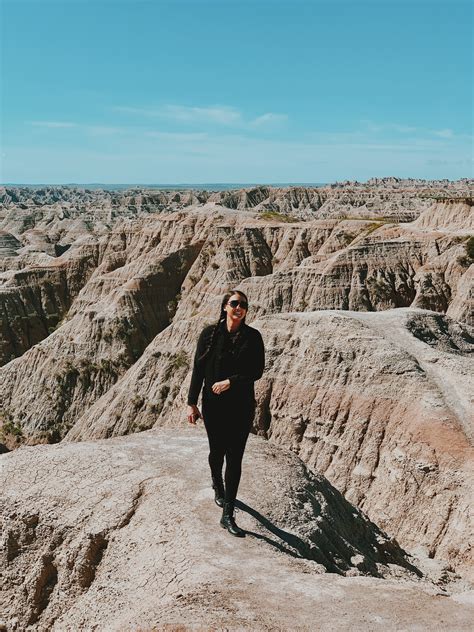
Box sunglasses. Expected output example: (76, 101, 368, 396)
(228, 299, 248, 310)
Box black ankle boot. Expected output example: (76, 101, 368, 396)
(220, 501, 245, 537)
(211, 476, 225, 507)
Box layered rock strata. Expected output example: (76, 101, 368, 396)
(1, 429, 472, 631)
(1, 186, 471, 370)
(2, 179, 471, 224)
(0, 183, 472, 589)
(63, 308, 473, 580)
(2, 208, 471, 440)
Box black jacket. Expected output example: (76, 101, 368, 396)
(187, 320, 265, 407)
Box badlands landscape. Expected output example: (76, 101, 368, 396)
(0, 178, 473, 631)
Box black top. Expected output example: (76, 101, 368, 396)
(187, 320, 265, 407)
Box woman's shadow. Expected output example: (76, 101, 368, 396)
(234, 500, 422, 577)
(235, 500, 338, 572)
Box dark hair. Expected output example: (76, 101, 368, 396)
(197, 289, 249, 363)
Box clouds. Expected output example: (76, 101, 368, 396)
(250, 112, 289, 127)
(28, 121, 127, 136)
(433, 129, 454, 139)
(15, 107, 471, 183)
(7, 124, 471, 184)
(26, 104, 289, 141)
(26, 108, 469, 153)
(29, 121, 78, 128)
(161, 105, 242, 125)
(112, 103, 288, 129)
(360, 120, 465, 141)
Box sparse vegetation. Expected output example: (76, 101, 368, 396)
(167, 292, 182, 318)
(457, 255, 471, 268)
(64, 360, 80, 377)
(340, 232, 356, 245)
(130, 419, 153, 432)
(465, 236, 474, 260)
(367, 277, 393, 301)
(169, 351, 189, 371)
(457, 236, 474, 267)
(260, 211, 299, 223)
(365, 222, 385, 236)
(0, 416, 23, 444)
(167, 299, 178, 316)
(116, 318, 137, 340)
(131, 394, 145, 410)
(159, 385, 170, 401)
(99, 359, 119, 375)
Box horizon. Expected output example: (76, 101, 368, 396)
(1, 0, 473, 183)
(1, 176, 472, 193)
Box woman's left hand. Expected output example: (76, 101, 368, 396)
(211, 379, 231, 395)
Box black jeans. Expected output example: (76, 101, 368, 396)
(202, 393, 253, 503)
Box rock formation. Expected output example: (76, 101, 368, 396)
(0, 180, 473, 629)
(1, 429, 472, 631)
(60, 307, 473, 578)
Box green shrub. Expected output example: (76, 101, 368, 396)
(457, 255, 469, 267)
(0, 419, 23, 442)
(464, 236, 474, 260)
(169, 351, 189, 370)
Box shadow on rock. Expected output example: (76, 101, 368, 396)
(236, 498, 422, 579)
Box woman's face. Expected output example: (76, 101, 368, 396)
(224, 293, 248, 326)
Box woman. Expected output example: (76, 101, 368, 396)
(187, 290, 265, 537)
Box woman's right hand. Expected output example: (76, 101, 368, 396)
(187, 404, 202, 425)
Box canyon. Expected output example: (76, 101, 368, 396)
(0, 179, 473, 630)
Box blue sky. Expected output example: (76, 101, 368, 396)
(1, 0, 472, 183)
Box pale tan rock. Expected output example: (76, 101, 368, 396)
(252, 309, 473, 578)
(0, 240, 103, 365)
(1, 184, 472, 589)
(413, 199, 474, 231)
(1, 428, 472, 631)
(447, 264, 474, 326)
(64, 308, 473, 580)
(1, 184, 471, 369)
(0, 231, 21, 257)
(0, 244, 200, 444)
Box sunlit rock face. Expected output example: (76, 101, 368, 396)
(4, 429, 474, 631)
(0, 180, 472, 585)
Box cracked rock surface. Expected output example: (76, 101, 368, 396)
(64, 308, 473, 579)
(1, 428, 472, 631)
